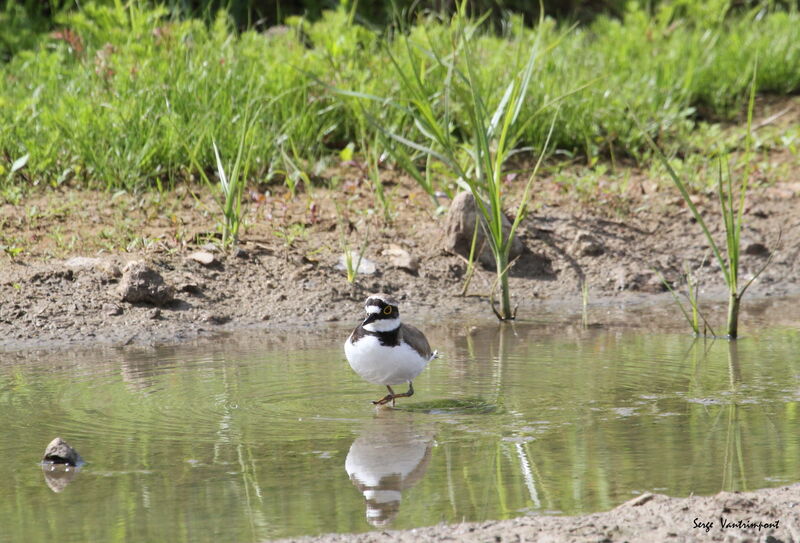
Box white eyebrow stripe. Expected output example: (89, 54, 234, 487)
(365, 305, 381, 314)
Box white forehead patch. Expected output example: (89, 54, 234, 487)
(365, 294, 399, 307)
(365, 305, 381, 314)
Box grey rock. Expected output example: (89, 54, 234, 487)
(42, 437, 82, 466)
(614, 267, 664, 293)
(178, 280, 203, 295)
(186, 251, 216, 266)
(744, 241, 770, 257)
(336, 251, 377, 276)
(64, 256, 101, 269)
(64, 256, 121, 277)
(200, 312, 229, 325)
(624, 493, 656, 507)
(148, 308, 162, 320)
(570, 232, 605, 257)
(103, 303, 123, 316)
(289, 263, 316, 283)
(118, 261, 174, 306)
(382, 245, 419, 274)
(443, 191, 524, 268)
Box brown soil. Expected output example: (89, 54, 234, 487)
(274, 484, 800, 542)
(2, 95, 797, 351)
(1, 154, 799, 351)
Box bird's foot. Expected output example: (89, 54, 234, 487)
(372, 383, 413, 407)
(372, 394, 395, 406)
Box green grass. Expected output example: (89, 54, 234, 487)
(656, 262, 717, 337)
(337, 2, 562, 320)
(0, 2, 799, 199)
(642, 68, 773, 339)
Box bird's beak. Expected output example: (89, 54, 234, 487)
(363, 313, 378, 325)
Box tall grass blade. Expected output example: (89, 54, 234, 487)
(636, 60, 766, 339)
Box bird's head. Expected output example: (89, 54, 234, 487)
(362, 294, 400, 331)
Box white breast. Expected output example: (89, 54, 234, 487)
(344, 334, 431, 385)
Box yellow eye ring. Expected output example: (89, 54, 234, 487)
(383, 306, 393, 315)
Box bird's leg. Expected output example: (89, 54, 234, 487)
(390, 382, 414, 405)
(373, 385, 396, 406)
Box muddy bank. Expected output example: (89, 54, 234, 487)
(1, 95, 799, 352)
(1, 174, 799, 352)
(274, 484, 799, 543)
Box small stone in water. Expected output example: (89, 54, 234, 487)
(42, 437, 82, 467)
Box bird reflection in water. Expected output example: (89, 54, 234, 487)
(345, 410, 434, 527)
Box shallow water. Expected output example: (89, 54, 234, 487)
(1, 299, 799, 542)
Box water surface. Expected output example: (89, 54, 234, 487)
(1, 298, 799, 542)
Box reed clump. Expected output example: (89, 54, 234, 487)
(642, 69, 773, 339)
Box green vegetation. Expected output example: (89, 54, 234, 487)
(657, 262, 715, 337)
(0, 0, 636, 58)
(1, 1, 800, 198)
(641, 71, 773, 339)
(198, 108, 259, 247)
(580, 279, 589, 327)
(341, 248, 363, 284)
(340, 3, 561, 320)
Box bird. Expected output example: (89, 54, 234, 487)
(344, 294, 437, 407)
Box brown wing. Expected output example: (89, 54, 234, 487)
(399, 323, 433, 359)
(349, 324, 366, 343)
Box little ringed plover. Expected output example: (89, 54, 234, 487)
(344, 294, 437, 406)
